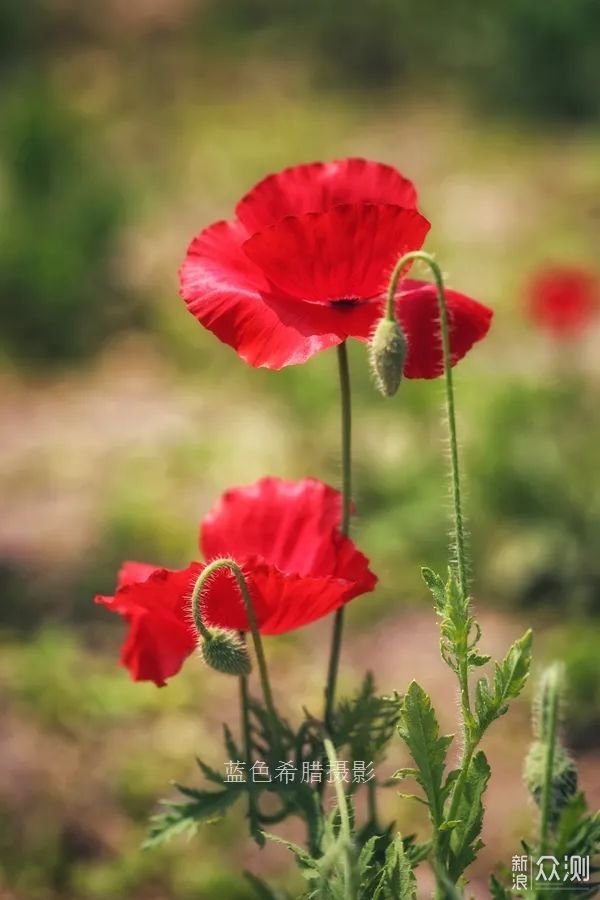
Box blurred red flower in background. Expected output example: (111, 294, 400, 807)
(527, 265, 600, 338)
(180, 158, 493, 376)
(96, 477, 377, 686)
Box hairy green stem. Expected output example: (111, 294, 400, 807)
(324, 737, 358, 900)
(324, 341, 353, 732)
(239, 662, 260, 832)
(388, 251, 473, 883)
(191, 559, 280, 750)
(539, 672, 560, 855)
(387, 252, 469, 602)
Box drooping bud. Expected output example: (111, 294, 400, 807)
(200, 627, 251, 677)
(369, 315, 406, 397)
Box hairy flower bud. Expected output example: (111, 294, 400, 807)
(200, 627, 251, 677)
(524, 740, 578, 825)
(369, 316, 406, 397)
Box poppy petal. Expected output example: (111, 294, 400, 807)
(179, 218, 348, 368)
(201, 556, 371, 636)
(393, 280, 493, 379)
(116, 560, 157, 589)
(236, 158, 419, 232)
(200, 476, 376, 592)
(243, 204, 430, 303)
(96, 564, 201, 686)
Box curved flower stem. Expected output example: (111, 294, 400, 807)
(190, 559, 281, 751)
(324, 341, 353, 733)
(388, 251, 473, 884)
(387, 252, 468, 601)
(388, 252, 471, 724)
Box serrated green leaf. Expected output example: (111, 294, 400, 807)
(144, 784, 242, 848)
(264, 831, 319, 870)
(422, 567, 446, 611)
(447, 750, 491, 880)
(195, 756, 225, 786)
(357, 834, 379, 879)
(384, 836, 417, 900)
(334, 673, 400, 768)
(468, 652, 491, 668)
(475, 630, 532, 737)
(223, 723, 241, 761)
(397, 682, 453, 827)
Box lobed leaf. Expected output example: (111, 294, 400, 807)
(475, 629, 533, 737)
(396, 681, 453, 828)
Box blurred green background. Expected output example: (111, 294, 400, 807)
(1, 1, 600, 897)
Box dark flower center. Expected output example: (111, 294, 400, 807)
(334, 297, 360, 308)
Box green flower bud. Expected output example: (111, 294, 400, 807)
(369, 315, 406, 397)
(524, 740, 578, 825)
(200, 628, 251, 677)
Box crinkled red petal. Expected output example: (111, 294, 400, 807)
(236, 157, 419, 232)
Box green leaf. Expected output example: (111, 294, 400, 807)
(396, 681, 453, 828)
(383, 836, 417, 900)
(223, 723, 241, 761)
(334, 672, 400, 768)
(447, 750, 491, 879)
(264, 832, 319, 872)
(357, 835, 379, 880)
(475, 629, 532, 736)
(421, 567, 446, 611)
(195, 756, 225, 786)
(144, 784, 243, 848)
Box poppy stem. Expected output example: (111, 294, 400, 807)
(324, 737, 359, 900)
(386, 251, 469, 603)
(324, 341, 352, 733)
(388, 250, 473, 888)
(239, 660, 261, 838)
(190, 559, 280, 749)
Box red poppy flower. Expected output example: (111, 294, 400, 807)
(96, 477, 377, 686)
(527, 265, 600, 338)
(179, 158, 493, 375)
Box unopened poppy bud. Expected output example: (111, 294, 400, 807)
(369, 315, 406, 397)
(524, 740, 578, 824)
(200, 627, 251, 677)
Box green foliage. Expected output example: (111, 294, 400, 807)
(333, 672, 400, 774)
(198, 0, 600, 121)
(447, 751, 491, 881)
(144, 782, 245, 848)
(0, 79, 142, 365)
(267, 811, 419, 900)
(422, 567, 491, 677)
(374, 838, 417, 900)
(474, 629, 533, 737)
(491, 665, 600, 899)
(395, 681, 453, 828)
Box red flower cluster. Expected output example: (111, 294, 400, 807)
(96, 477, 377, 686)
(527, 265, 600, 338)
(179, 158, 493, 376)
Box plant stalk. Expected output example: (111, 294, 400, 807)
(324, 341, 353, 732)
(191, 559, 281, 751)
